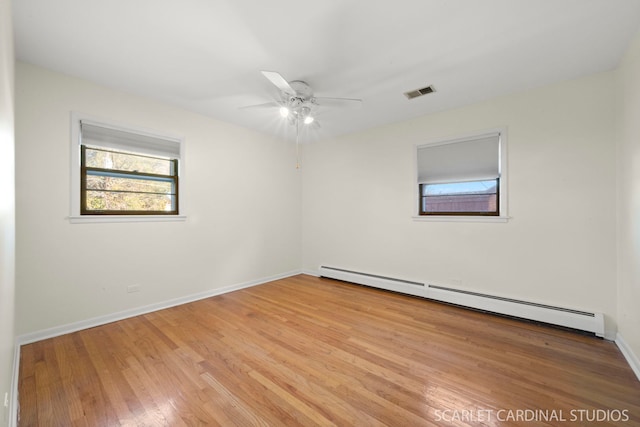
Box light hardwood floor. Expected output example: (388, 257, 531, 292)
(18, 275, 640, 426)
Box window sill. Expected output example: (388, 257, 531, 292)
(69, 215, 187, 224)
(412, 215, 509, 223)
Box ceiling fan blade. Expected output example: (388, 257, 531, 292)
(238, 101, 280, 110)
(261, 71, 296, 95)
(315, 97, 363, 108)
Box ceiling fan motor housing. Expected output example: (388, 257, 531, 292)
(288, 80, 313, 100)
(282, 80, 317, 124)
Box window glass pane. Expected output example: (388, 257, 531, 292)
(85, 191, 175, 212)
(86, 175, 174, 195)
(422, 179, 497, 213)
(84, 147, 173, 175)
(422, 180, 497, 196)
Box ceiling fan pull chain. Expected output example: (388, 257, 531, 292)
(295, 118, 301, 169)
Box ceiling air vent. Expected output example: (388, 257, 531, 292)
(404, 85, 435, 100)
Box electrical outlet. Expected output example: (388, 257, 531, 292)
(127, 284, 141, 293)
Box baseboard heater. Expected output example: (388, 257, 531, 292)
(318, 266, 605, 337)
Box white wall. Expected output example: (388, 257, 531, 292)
(15, 63, 301, 337)
(0, 0, 16, 423)
(616, 29, 640, 368)
(302, 72, 618, 335)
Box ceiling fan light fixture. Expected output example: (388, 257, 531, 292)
(279, 106, 289, 118)
(304, 116, 314, 125)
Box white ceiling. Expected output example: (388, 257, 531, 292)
(12, 0, 640, 141)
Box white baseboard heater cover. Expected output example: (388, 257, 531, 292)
(318, 266, 605, 337)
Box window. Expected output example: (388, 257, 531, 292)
(416, 130, 506, 219)
(70, 114, 184, 222)
(420, 179, 498, 215)
(81, 145, 178, 214)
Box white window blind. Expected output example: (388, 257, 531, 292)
(80, 121, 181, 159)
(417, 133, 500, 184)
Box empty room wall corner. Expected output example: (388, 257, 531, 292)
(615, 27, 640, 382)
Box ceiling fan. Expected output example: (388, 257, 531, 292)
(242, 70, 363, 128)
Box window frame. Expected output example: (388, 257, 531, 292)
(413, 128, 508, 223)
(80, 145, 180, 215)
(70, 112, 186, 223)
(418, 178, 500, 216)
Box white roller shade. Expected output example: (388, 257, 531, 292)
(417, 133, 500, 184)
(80, 121, 181, 159)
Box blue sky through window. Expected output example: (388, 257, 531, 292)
(423, 179, 497, 196)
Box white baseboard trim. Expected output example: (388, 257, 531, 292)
(15, 270, 301, 346)
(301, 268, 320, 277)
(615, 332, 640, 382)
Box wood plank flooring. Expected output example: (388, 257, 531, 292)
(18, 275, 640, 426)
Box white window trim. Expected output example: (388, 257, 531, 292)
(411, 215, 509, 223)
(412, 127, 509, 223)
(69, 112, 187, 223)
